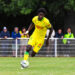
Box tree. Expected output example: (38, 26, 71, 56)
(0, 0, 75, 16)
(0, 0, 40, 16)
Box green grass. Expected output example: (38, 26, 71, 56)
(0, 57, 75, 75)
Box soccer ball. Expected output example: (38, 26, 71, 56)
(21, 60, 29, 68)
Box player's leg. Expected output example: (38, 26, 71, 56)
(24, 35, 35, 60)
(24, 45, 32, 61)
(31, 51, 37, 57)
(31, 40, 44, 57)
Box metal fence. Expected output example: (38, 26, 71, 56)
(0, 38, 75, 57)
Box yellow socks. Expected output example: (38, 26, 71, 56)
(24, 51, 29, 61)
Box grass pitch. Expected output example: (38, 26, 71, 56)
(0, 57, 75, 75)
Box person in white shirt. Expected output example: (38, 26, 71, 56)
(46, 29, 55, 56)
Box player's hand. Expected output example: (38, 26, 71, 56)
(46, 39, 49, 47)
(25, 30, 29, 34)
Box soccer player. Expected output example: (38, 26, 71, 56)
(23, 8, 53, 65)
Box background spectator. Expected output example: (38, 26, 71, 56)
(0, 27, 10, 56)
(19, 27, 29, 38)
(63, 27, 74, 56)
(12, 27, 21, 39)
(55, 29, 64, 56)
(46, 29, 55, 38)
(19, 27, 29, 57)
(55, 29, 63, 38)
(63, 27, 74, 44)
(11, 27, 21, 56)
(0, 27, 10, 38)
(46, 29, 55, 56)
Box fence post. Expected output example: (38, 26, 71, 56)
(54, 38, 57, 57)
(16, 39, 18, 57)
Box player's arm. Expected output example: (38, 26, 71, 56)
(47, 26, 53, 40)
(46, 26, 53, 46)
(28, 22, 34, 32)
(25, 22, 34, 34)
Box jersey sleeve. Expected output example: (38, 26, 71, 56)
(32, 16, 37, 24)
(46, 19, 52, 29)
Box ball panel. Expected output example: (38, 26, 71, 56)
(21, 60, 29, 68)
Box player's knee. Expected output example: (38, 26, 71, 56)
(31, 51, 36, 57)
(31, 54, 35, 57)
(26, 45, 32, 52)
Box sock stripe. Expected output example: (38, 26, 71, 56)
(24, 51, 29, 55)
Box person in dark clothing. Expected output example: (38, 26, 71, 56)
(0, 27, 10, 56)
(55, 29, 64, 56)
(12, 27, 21, 39)
(11, 27, 21, 56)
(0, 27, 10, 38)
(55, 29, 63, 38)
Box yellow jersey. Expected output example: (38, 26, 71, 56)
(28, 16, 51, 53)
(19, 31, 28, 38)
(32, 16, 52, 38)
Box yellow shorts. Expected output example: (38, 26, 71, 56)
(28, 36, 44, 53)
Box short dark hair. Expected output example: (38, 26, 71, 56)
(58, 28, 62, 30)
(37, 8, 47, 15)
(67, 27, 71, 29)
(22, 27, 26, 29)
(22, 27, 26, 31)
(14, 27, 18, 29)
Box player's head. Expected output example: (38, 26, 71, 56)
(37, 8, 47, 20)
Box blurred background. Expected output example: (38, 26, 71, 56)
(0, 0, 75, 35)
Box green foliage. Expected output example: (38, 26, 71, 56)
(0, 0, 75, 16)
(47, 0, 67, 15)
(0, 0, 39, 16)
(64, 0, 75, 11)
(20, 8, 32, 15)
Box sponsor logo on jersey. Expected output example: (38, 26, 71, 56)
(38, 43, 42, 48)
(36, 25, 44, 29)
